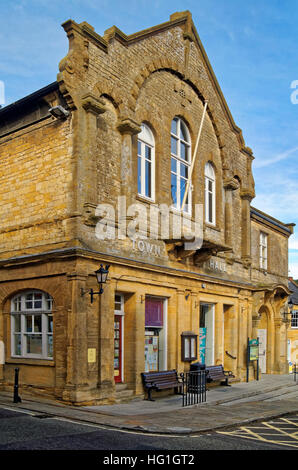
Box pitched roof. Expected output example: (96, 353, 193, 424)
(289, 278, 298, 305)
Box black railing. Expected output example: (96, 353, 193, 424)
(180, 370, 207, 407)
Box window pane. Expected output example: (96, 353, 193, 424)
(137, 140, 141, 155)
(171, 136, 177, 155)
(34, 315, 42, 333)
(25, 316, 32, 332)
(26, 334, 42, 355)
(180, 163, 188, 179)
(33, 293, 42, 309)
(180, 178, 188, 207)
(14, 315, 21, 333)
(180, 121, 188, 141)
(180, 142, 188, 160)
(46, 295, 53, 310)
(14, 334, 21, 356)
(48, 314, 53, 333)
(208, 192, 213, 222)
(145, 145, 151, 161)
(47, 335, 53, 358)
(171, 158, 177, 173)
(25, 299, 33, 309)
(171, 173, 177, 206)
(14, 297, 21, 312)
(171, 118, 178, 136)
(138, 156, 142, 194)
(145, 160, 151, 198)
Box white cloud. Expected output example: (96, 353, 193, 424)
(289, 233, 298, 250)
(254, 146, 298, 168)
(289, 262, 298, 279)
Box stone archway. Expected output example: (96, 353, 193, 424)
(257, 305, 270, 374)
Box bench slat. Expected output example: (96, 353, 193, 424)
(141, 370, 181, 400)
(206, 364, 233, 386)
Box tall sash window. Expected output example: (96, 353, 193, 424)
(137, 123, 155, 200)
(205, 162, 216, 225)
(170, 117, 191, 213)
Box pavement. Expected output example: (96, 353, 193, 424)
(0, 374, 297, 435)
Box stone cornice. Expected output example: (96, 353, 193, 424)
(117, 118, 141, 135)
(0, 246, 258, 292)
(240, 188, 255, 201)
(81, 93, 106, 115)
(223, 177, 240, 191)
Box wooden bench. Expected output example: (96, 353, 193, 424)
(206, 365, 235, 387)
(141, 370, 182, 401)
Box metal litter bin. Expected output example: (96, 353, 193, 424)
(188, 362, 206, 393)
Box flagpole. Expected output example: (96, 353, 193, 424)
(181, 100, 208, 212)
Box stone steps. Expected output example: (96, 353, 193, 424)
(114, 384, 135, 404)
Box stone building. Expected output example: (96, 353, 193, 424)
(0, 11, 294, 405)
(288, 278, 298, 368)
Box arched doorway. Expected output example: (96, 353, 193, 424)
(257, 306, 269, 373)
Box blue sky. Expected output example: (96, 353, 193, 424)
(1, 0, 298, 277)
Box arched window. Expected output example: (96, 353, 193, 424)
(11, 290, 53, 359)
(170, 117, 191, 213)
(205, 162, 216, 225)
(137, 123, 155, 200)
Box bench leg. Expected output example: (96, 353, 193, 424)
(146, 388, 155, 401)
(220, 378, 231, 386)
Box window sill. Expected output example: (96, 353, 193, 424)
(259, 268, 269, 274)
(136, 194, 156, 204)
(205, 223, 221, 232)
(170, 206, 192, 218)
(6, 358, 55, 366)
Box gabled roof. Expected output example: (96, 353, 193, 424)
(61, 11, 253, 156)
(289, 278, 298, 305)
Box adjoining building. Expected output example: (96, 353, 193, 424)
(0, 11, 294, 405)
(288, 278, 298, 370)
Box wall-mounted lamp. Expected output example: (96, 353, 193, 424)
(81, 264, 110, 303)
(282, 299, 293, 322)
(49, 105, 69, 119)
